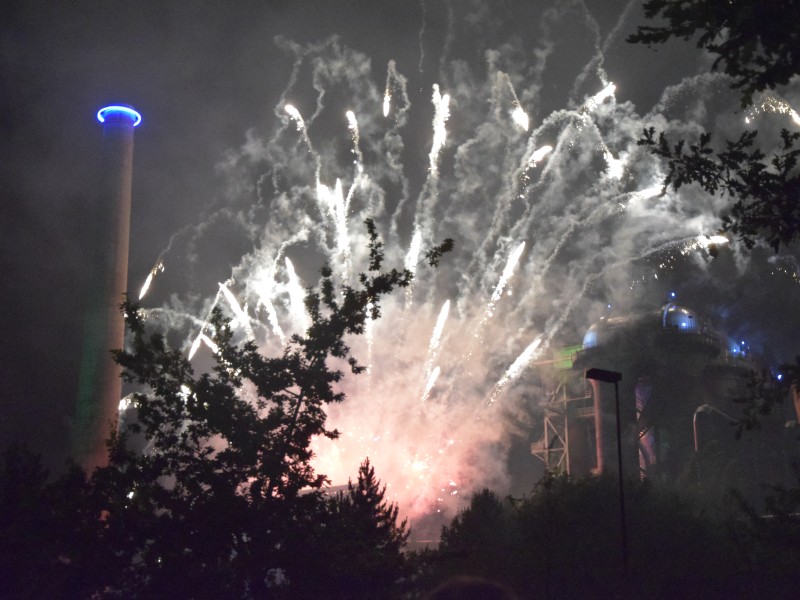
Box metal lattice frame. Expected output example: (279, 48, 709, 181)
(531, 407, 569, 473)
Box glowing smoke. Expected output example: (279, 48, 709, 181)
(134, 6, 800, 523)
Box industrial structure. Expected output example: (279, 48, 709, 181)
(72, 105, 141, 470)
(531, 300, 798, 502)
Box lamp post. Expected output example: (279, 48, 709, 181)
(586, 368, 628, 578)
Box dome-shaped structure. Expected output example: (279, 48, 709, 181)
(661, 303, 697, 332)
(582, 322, 599, 349)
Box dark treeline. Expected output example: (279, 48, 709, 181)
(3, 444, 800, 599)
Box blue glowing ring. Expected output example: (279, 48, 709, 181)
(97, 105, 142, 127)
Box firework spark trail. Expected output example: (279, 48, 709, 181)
(418, 0, 427, 73)
(505, 112, 595, 244)
(746, 95, 800, 126)
(404, 229, 423, 310)
(138, 258, 165, 300)
(316, 179, 352, 282)
(469, 241, 526, 344)
(258, 284, 287, 346)
(143, 2, 789, 522)
(486, 336, 543, 407)
(511, 104, 530, 131)
(528, 145, 553, 167)
(383, 60, 413, 240)
(497, 71, 531, 131)
(463, 69, 534, 257)
(514, 145, 554, 198)
(284, 104, 313, 151)
(505, 83, 620, 246)
(219, 282, 254, 340)
(407, 84, 450, 263)
(460, 104, 568, 288)
(198, 333, 219, 355)
(425, 300, 450, 378)
(383, 87, 391, 118)
(284, 258, 309, 332)
(582, 82, 616, 113)
(569, 0, 607, 100)
(570, 0, 637, 102)
(187, 292, 222, 361)
(346, 110, 365, 181)
(383, 60, 410, 122)
(455, 242, 526, 377)
(428, 84, 450, 175)
(490, 241, 526, 305)
(421, 366, 440, 403)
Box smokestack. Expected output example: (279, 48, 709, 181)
(72, 105, 141, 471)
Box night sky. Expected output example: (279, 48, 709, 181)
(2, 0, 799, 512)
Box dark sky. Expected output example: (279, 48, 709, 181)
(1, 0, 798, 495)
(0, 0, 425, 466)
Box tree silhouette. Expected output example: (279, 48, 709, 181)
(301, 459, 409, 599)
(628, 0, 800, 108)
(628, 0, 800, 253)
(60, 221, 452, 598)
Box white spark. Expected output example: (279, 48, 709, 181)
(491, 241, 526, 303)
(284, 104, 303, 127)
(528, 145, 553, 167)
(429, 84, 450, 173)
(583, 82, 616, 112)
(697, 234, 729, 248)
(425, 300, 450, 378)
(511, 105, 529, 131)
(138, 259, 165, 300)
(404, 229, 423, 310)
(745, 95, 800, 126)
(421, 366, 440, 403)
(219, 282, 254, 339)
(487, 337, 543, 406)
(284, 258, 309, 332)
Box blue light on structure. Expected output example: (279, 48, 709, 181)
(669, 291, 676, 299)
(777, 373, 784, 381)
(97, 105, 142, 127)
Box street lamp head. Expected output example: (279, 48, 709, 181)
(586, 368, 622, 383)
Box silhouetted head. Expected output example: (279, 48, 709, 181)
(424, 575, 521, 600)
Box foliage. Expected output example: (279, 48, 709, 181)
(11, 221, 450, 599)
(726, 478, 800, 598)
(627, 0, 800, 107)
(724, 358, 800, 437)
(0, 445, 106, 599)
(639, 127, 800, 252)
(628, 0, 800, 255)
(428, 474, 747, 600)
(304, 459, 409, 599)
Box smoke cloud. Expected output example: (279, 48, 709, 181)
(132, 1, 800, 524)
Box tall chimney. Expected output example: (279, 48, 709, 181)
(73, 105, 141, 471)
